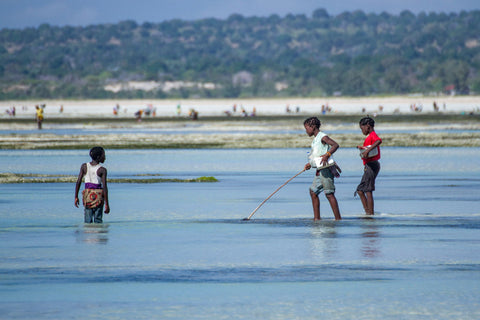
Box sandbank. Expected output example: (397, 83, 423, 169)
(0, 173, 218, 184)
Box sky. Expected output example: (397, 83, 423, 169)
(0, 0, 479, 29)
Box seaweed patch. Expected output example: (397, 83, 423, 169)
(0, 173, 218, 184)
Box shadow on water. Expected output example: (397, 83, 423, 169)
(1, 264, 406, 285)
(192, 217, 359, 227)
(121, 215, 480, 231)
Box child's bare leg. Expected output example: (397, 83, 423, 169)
(357, 190, 374, 215)
(309, 189, 321, 220)
(365, 191, 374, 215)
(357, 190, 369, 214)
(326, 193, 341, 220)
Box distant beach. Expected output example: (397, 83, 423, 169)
(0, 97, 479, 149)
(1, 96, 480, 118)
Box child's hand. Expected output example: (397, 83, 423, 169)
(320, 154, 329, 165)
(358, 146, 367, 158)
(304, 163, 311, 170)
(74, 197, 79, 208)
(104, 204, 110, 214)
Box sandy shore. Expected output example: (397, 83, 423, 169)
(1, 96, 480, 118)
(1, 98, 479, 149)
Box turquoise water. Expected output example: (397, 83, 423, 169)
(0, 148, 479, 319)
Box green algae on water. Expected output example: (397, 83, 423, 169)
(0, 173, 218, 184)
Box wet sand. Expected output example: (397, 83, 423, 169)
(1, 113, 479, 149)
(2, 130, 480, 149)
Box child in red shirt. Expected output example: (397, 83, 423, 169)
(356, 117, 382, 215)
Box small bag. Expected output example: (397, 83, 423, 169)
(82, 189, 104, 209)
(359, 145, 378, 158)
(314, 157, 336, 169)
(314, 157, 342, 178)
(329, 163, 341, 178)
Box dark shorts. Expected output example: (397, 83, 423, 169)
(357, 160, 380, 193)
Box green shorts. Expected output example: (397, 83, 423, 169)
(310, 168, 336, 195)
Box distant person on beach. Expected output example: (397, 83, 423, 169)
(135, 109, 143, 122)
(303, 117, 341, 221)
(35, 105, 44, 129)
(356, 116, 382, 216)
(74, 146, 110, 223)
(6, 106, 15, 117)
(189, 108, 198, 120)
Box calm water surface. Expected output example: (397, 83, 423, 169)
(0, 148, 479, 319)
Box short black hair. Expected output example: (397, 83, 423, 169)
(304, 116, 321, 129)
(359, 116, 375, 127)
(89, 146, 105, 162)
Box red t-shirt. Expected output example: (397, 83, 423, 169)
(362, 131, 381, 165)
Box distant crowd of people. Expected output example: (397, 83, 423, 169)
(2, 99, 475, 132)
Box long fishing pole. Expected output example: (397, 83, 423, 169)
(243, 169, 305, 221)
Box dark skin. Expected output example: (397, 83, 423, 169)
(357, 123, 382, 215)
(304, 124, 341, 221)
(74, 152, 110, 214)
(358, 124, 382, 160)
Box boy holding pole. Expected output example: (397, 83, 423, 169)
(304, 117, 341, 220)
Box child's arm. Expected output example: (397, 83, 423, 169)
(320, 135, 339, 165)
(98, 167, 110, 214)
(74, 163, 87, 207)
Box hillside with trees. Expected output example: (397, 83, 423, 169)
(1, 9, 480, 99)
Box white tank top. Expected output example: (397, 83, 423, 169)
(85, 162, 103, 187)
(308, 131, 330, 168)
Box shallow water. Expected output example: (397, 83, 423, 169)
(0, 148, 479, 319)
(1, 123, 478, 136)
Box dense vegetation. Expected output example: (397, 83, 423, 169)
(1, 9, 480, 99)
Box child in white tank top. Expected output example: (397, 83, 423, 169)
(303, 117, 341, 221)
(74, 147, 110, 223)
(85, 162, 103, 189)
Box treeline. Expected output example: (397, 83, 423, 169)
(1, 9, 480, 99)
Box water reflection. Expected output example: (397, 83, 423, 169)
(75, 224, 109, 244)
(360, 220, 381, 258)
(309, 221, 339, 261)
